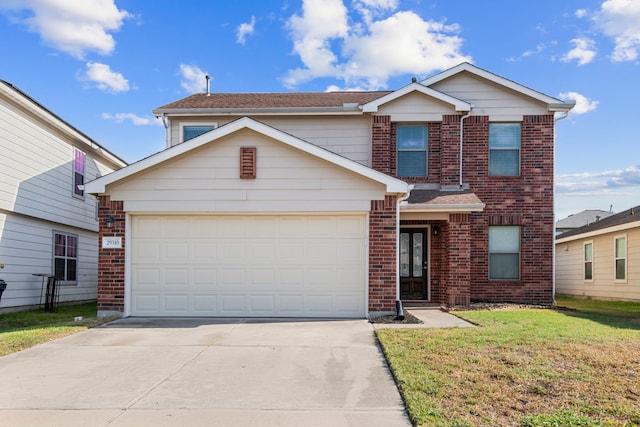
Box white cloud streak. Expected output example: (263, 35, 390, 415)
(284, 0, 471, 90)
(594, 0, 640, 61)
(102, 112, 162, 126)
(236, 16, 256, 45)
(558, 91, 598, 114)
(179, 64, 208, 94)
(0, 0, 130, 59)
(82, 62, 129, 92)
(561, 37, 597, 66)
(556, 165, 640, 193)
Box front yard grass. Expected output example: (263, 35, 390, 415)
(0, 302, 114, 357)
(376, 297, 640, 426)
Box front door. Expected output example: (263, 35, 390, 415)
(399, 229, 429, 300)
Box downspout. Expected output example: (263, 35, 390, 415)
(396, 186, 413, 306)
(459, 107, 473, 187)
(160, 113, 170, 149)
(552, 111, 569, 304)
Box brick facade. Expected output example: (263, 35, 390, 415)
(97, 195, 126, 316)
(368, 195, 398, 314)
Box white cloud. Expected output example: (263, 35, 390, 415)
(101, 112, 162, 126)
(179, 64, 208, 94)
(575, 9, 588, 19)
(284, 0, 471, 90)
(81, 62, 129, 92)
(594, 0, 640, 61)
(0, 0, 130, 59)
(561, 37, 597, 66)
(558, 91, 598, 114)
(236, 16, 256, 45)
(556, 165, 640, 193)
(508, 43, 546, 62)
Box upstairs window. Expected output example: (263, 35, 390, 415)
(489, 123, 520, 176)
(489, 226, 520, 279)
(54, 232, 78, 283)
(584, 242, 593, 281)
(73, 148, 85, 198)
(181, 122, 217, 143)
(397, 125, 427, 177)
(615, 236, 626, 281)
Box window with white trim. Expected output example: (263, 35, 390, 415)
(584, 242, 593, 281)
(615, 236, 626, 281)
(397, 124, 427, 177)
(489, 123, 520, 176)
(54, 232, 78, 283)
(180, 122, 218, 143)
(73, 148, 85, 198)
(489, 226, 520, 279)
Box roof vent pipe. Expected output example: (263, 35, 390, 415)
(205, 75, 211, 96)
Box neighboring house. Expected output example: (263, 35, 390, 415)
(86, 63, 574, 318)
(556, 205, 640, 302)
(555, 209, 615, 235)
(0, 80, 126, 312)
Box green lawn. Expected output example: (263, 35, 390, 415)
(0, 302, 115, 357)
(377, 297, 640, 427)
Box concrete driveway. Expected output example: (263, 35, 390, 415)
(0, 318, 410, 426)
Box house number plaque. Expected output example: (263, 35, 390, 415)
(102, 236, 122, 249)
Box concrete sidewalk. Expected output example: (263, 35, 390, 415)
(0, 318, 411, 427)
(372, 306, 476, 329)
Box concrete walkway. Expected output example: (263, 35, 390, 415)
(372, 306, 476, 329)
(0, 318, 411, 427)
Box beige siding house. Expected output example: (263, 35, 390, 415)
(0, 80, 126, 312)
(86, 63, 574, 318)
(556, 206, 640, 301)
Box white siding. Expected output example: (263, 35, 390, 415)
(430, 72, 549, 121)
(109, 128, 387, 213)
(0, 213, 98, 310)
(556, 227, 640, 301)
(0, 97, 112, 232)
(169, 116, 372, 167)
(376, 91, 457, 121)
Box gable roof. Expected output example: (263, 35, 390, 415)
(421, 63, 575, 112)
(401, 189, 485, 212)
(361, 81, 471, 113)
(85, 116, 408, 195)
(556, 205, 640, 242)
(556, 209, 615, 230)
(153, 91, 391, 116)
(0, 80, 127, 169)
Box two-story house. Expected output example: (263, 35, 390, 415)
(85, 63, 574, 318)
(0, 80, 126, 312)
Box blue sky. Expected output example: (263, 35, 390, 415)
(1, 0, 639, 219)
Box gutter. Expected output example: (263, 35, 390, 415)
(459, 107, 473, 187)
(552, 107, 571, 304)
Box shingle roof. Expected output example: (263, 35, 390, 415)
(555, 209, 615, 229)
(153, 91, 392, 111)
(406, 189, 483, 206)
(556, 205, 640, 239)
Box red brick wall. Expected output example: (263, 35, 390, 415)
(97, 195, 125, 316)
(446, 214, 471, 306)
(369, 195, 397, 314)
(441, 115, 461, 186)
(372, 115, 391, 175)
(464, 115, 555, 304)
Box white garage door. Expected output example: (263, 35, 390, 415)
(130, 215, 367, 317)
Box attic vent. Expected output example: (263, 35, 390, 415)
(240, 147, 256, 179)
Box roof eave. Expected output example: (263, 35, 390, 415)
(400, 202, 486, 213)
(152, 106, 365, 117)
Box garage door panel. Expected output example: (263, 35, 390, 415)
(131, 215, 366, 317)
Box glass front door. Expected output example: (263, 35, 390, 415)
(399, 228, 429, 300)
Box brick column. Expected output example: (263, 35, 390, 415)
(371, 115, 391, 175)
(97, 195, 125, 317)
(368, 195, 397, 316)
(445, 213, 471, 306)
(440, 115, 461, 186)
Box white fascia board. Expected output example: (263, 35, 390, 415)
(362, 82, 471, 113)
(399, 202, 486, 213)
(85, 116, 408, 195)
(555, 221, 640, 244)
(421, 62, 574, 112)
